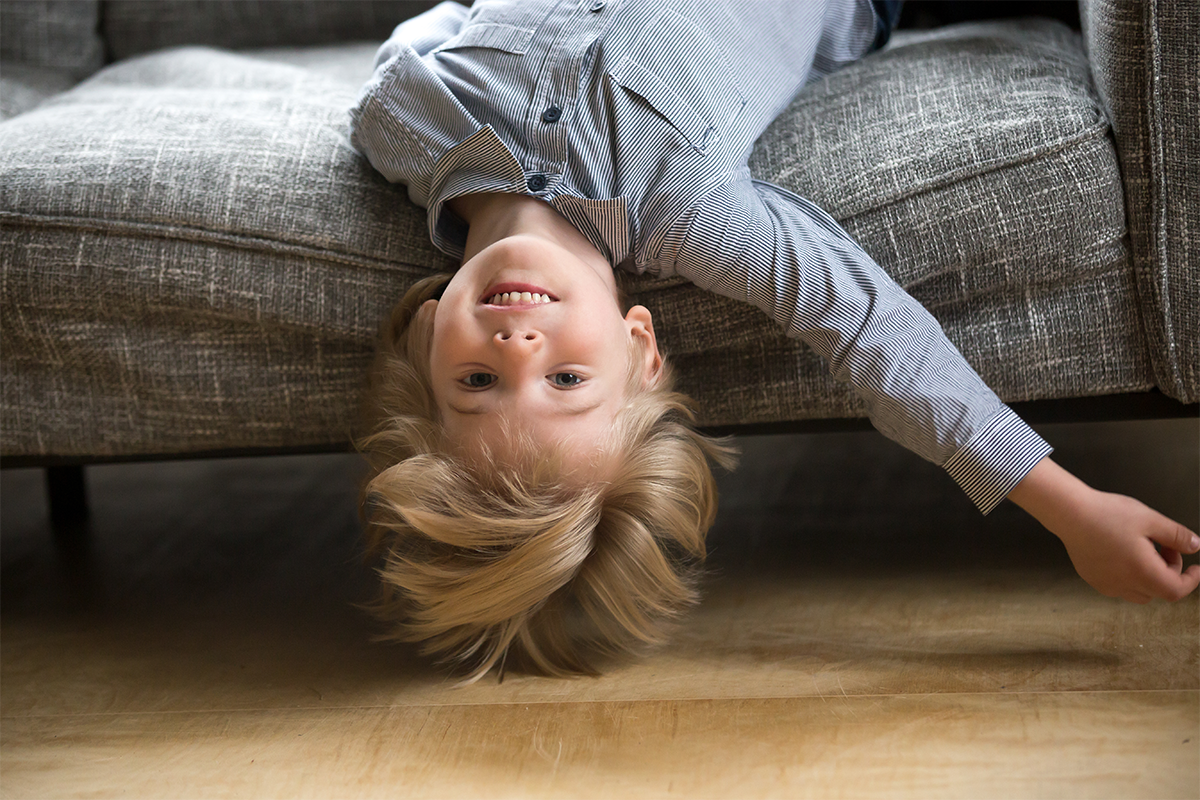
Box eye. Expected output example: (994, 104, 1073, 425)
(550, 372, 584, 388)
(462, 372, 496, 388)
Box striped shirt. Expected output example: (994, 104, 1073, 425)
(348, 0, 1053, 513)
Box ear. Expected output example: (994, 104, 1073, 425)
(625, 305, 664, 388)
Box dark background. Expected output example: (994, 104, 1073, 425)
(901, 1, 1081, 30)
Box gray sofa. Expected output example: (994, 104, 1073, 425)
(1, 0, 1196, 470)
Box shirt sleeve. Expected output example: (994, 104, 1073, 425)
(348, 1, 483, 211)
(374, 1, 469, 62)
(668, 172, 1051, 514)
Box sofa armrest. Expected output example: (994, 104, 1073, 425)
(1080, 0, 1199, 403)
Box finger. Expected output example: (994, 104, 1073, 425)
(1136, 540, 1181, 584)
(1148, 518, 1200, 555)
(1159, 546, 1184, 573)
(1150, 564, 1200, 603)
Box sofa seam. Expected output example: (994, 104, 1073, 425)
(912, 250, 1136, 313)
(762, 115, 1110, 227)
(1144, 0, 1183, 399)
(0, 211, 452, 276)
(836, 119, 1113, 224)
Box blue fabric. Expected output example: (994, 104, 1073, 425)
(871, 0, 904, 50)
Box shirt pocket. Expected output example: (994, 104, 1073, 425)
(608, 9, 746, 154)
(432, 23, 534, 55)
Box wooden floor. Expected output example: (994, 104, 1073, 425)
(2, 419, 1197, 799)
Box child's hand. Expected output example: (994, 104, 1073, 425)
(1053, 490, 1200, 603)
(1007, 458, 1200, 603)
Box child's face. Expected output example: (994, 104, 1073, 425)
(425, 235, 659, 475)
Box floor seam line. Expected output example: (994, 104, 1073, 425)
(3, 687, 1197, 720)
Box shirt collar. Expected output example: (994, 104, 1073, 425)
(426, 125, 528, 260)
(425, 124, 633, 267)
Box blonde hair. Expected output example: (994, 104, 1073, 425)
(357, 274, 736, 683)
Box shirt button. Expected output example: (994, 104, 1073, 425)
(527, 174, 548, 192)
(541, 105, 562, 124)
(589, 0, 605, 11)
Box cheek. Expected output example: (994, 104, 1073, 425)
(426, 336, 459, 403)
(429, 309, 472, 365)
(586, 319, 634, 367)
(439, 411, 470, 449)
(565, 309, 625, 349)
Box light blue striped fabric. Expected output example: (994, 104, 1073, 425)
(348, 0, 1052, 513)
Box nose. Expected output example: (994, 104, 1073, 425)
(493, 329, 541, 375)
(493, 328, 541, 350)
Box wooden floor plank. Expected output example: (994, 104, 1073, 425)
(2, 569, 1196, 717)
(3, 692, 1196, 800)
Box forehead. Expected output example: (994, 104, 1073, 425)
(445, 401, 623, 483)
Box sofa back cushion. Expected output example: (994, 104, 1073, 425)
(0, 0, 104, 76)
(103, 0, 440, 60)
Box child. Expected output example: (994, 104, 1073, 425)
(349, 0, 1199, 682)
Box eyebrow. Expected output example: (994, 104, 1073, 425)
(447, 398, 606, 417)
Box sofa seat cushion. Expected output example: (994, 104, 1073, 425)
(0, 20, 1153, 458)
(652, 20, 1151, 427)
(1, 46, 453, 458)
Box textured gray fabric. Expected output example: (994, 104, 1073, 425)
(0, 19, 1156, 458)
(0, 62, 79, 120)
(0, 48, 452, 458)
(244, 42, 382, 88)
(0, 47, 449, 270)
(726, 19, 1153, 423)
(1080, 0, 1198, 403)
(751, 22, 1122, 304)
(0, 0, 103, 78)
(103, 1, 439, 61)
(641, 263, 1150, 428)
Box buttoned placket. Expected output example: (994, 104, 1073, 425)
(522, 0, 612, 197)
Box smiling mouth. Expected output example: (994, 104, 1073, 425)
(479, 282, 558, 306)
(486, 291, 554, 306)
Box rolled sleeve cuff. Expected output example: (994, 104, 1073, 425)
(943, 407, 1053, 515)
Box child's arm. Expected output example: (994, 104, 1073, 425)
(671, 174, 1051, 514)
(1007, 457, 1200, 602)
(668, 174, 1198, 602)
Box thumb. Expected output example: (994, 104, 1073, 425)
(1147, 517, 1200, 555)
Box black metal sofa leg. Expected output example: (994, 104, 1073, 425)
(45, 465, 97, 600)
(47, 466, 89, 531)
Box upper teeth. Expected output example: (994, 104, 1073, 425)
(488, 292, 553, 305)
